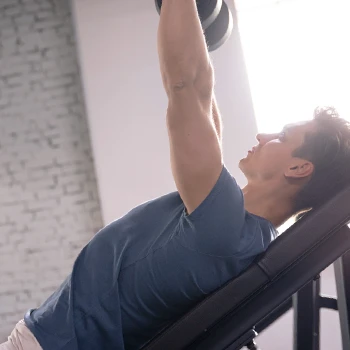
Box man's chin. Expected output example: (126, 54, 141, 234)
(239, 157, 248, 168)
(238, 157, 251, 175)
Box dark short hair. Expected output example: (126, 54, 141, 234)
(292, 106, 350, 216)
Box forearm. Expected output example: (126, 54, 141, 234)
(157, 0, 213, 88)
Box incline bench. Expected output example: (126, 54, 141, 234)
(142, 186, 350, 350)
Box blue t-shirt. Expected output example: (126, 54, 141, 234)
(24, 166, 277, 350)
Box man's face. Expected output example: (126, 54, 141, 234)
(239, 120, 317, 182)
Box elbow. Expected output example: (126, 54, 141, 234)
(164, 63, 214, 97)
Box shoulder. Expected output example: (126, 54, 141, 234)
(240, 213, 277, 255)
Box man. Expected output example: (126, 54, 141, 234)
(2, 1, 350, 350)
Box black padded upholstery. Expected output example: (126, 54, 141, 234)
(143, 187, 350, 350)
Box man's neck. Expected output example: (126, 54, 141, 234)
(242, 180, 295, 228)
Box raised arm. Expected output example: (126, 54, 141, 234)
(157, 0, 223, 215)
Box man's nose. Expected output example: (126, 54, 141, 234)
(256, 133, 276, 145)
(256, 133, 267, 145)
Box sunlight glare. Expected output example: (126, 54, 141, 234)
(236, 0, 350, 133)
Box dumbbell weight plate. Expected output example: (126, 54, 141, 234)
(155, 0, 222, 30)
(205, 1, 233, 52)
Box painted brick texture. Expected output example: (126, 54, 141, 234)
(0, 0, 103, 341)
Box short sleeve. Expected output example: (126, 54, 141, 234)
(177, 165, 254, 257)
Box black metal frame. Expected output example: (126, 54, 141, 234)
(293, 276, 320, 350)
(334, 249, 350, 349)
(244, 250, 350, 350)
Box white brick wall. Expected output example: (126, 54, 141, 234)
(0, 0, 103, 341)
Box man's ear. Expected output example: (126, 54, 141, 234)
(285, 158, 314, 179)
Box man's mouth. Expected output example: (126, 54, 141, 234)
(248, 147, 256, 154)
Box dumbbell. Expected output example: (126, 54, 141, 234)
(154, 0, 233, 52)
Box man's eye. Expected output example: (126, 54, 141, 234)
(279, 132, 286, 141)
